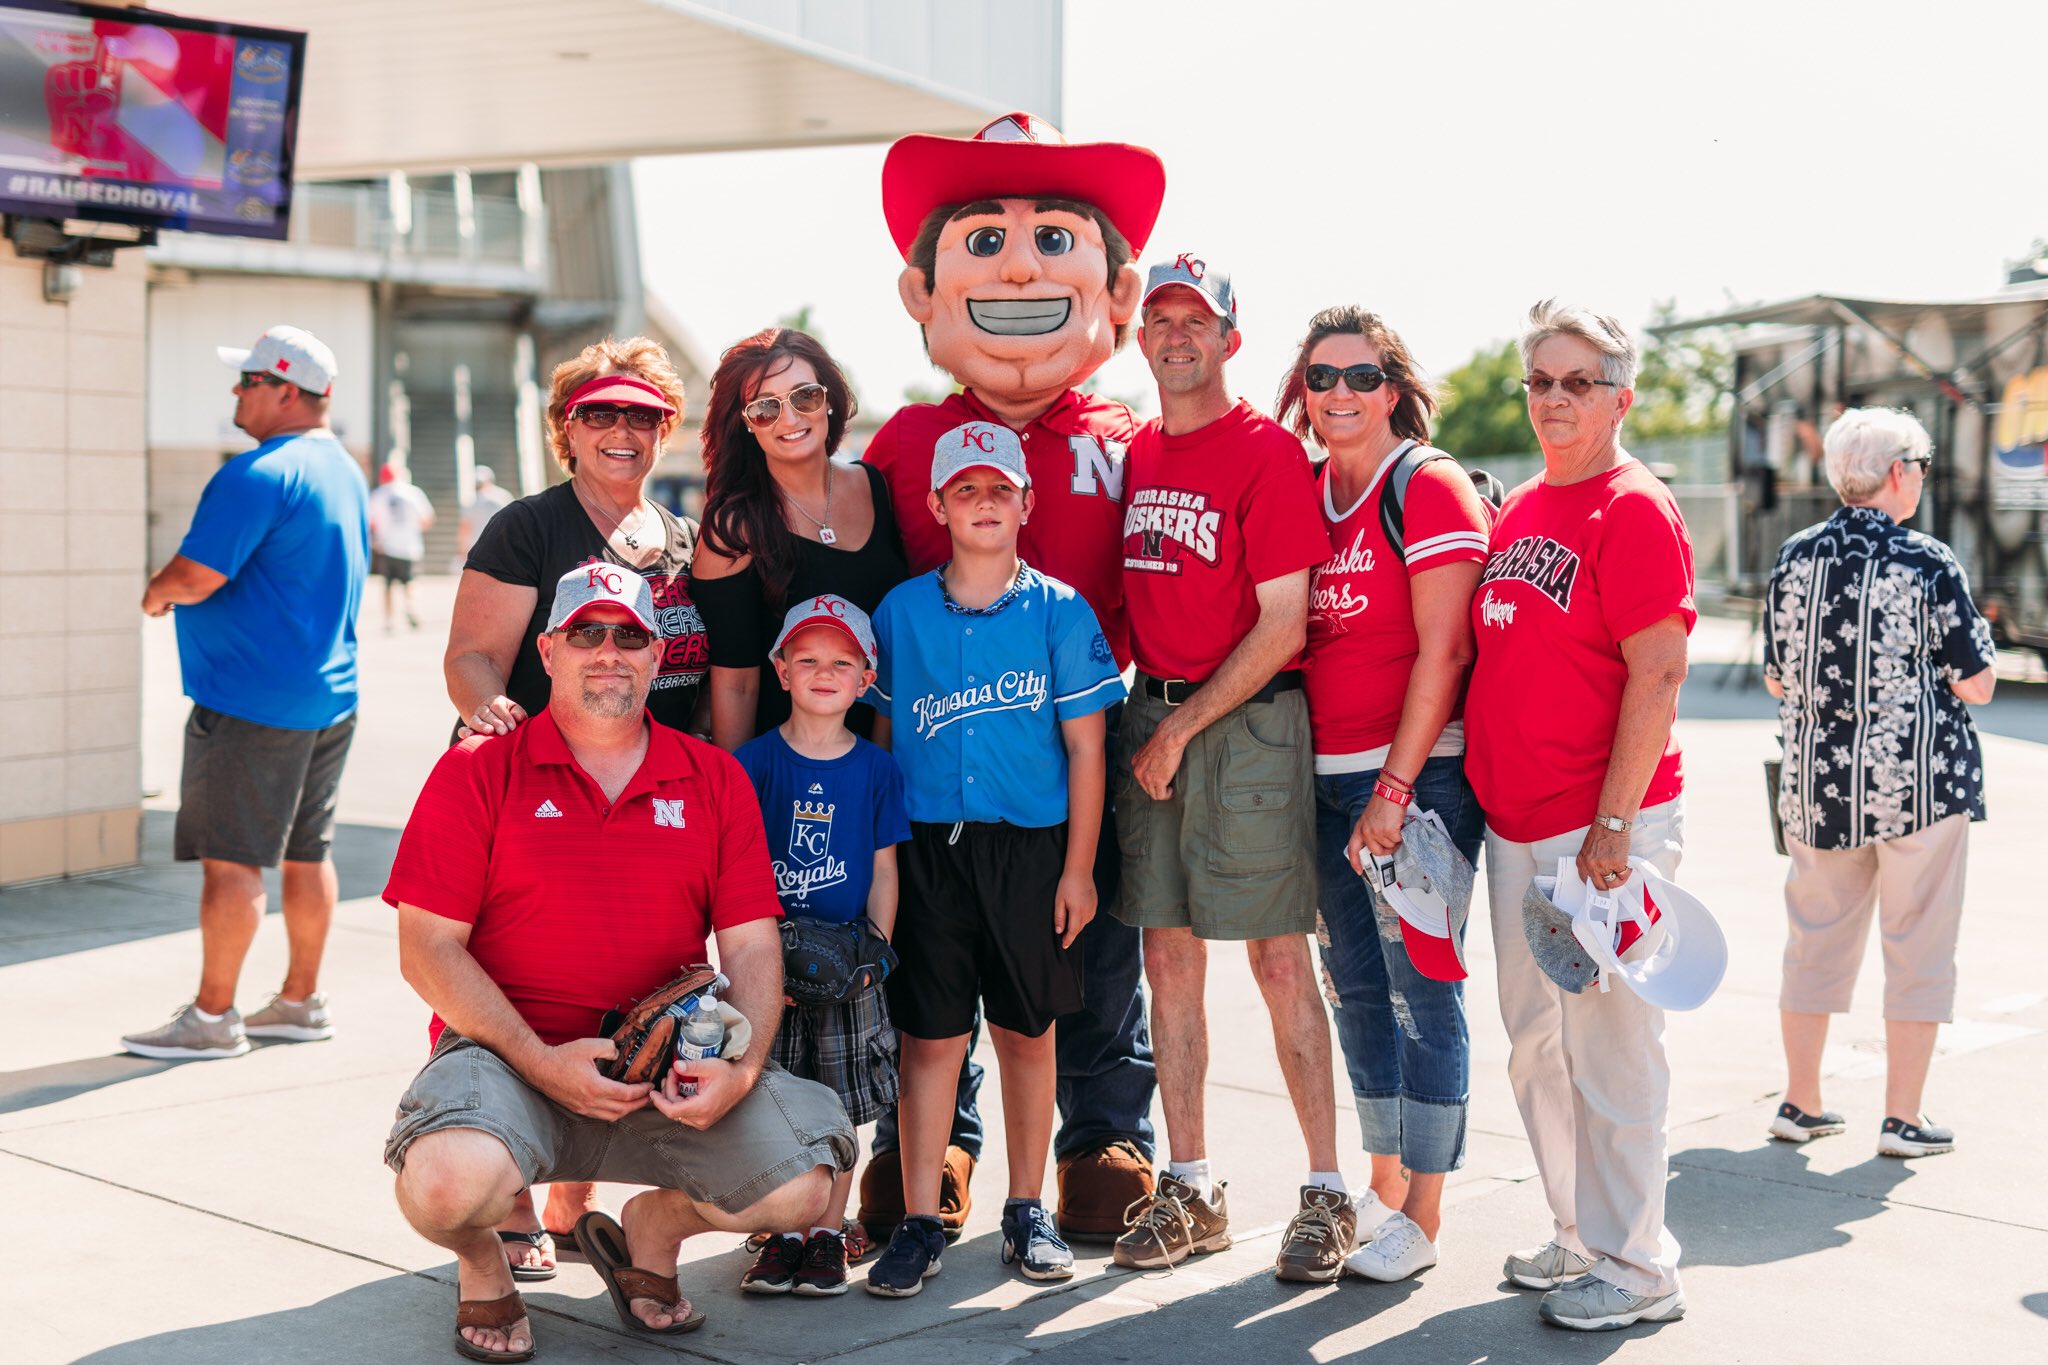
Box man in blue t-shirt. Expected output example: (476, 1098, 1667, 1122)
(123, 325, 369, 1063)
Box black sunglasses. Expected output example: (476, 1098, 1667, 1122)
(1522, 374, 1619, 397)
(556, 621, 655, 651)
(572, 402, 665, 431)
(236, 372, 288, 390)
(742, 382, 829, 427)
(1305, 362, 1389, 394)
(1896, 452, 1934, 470)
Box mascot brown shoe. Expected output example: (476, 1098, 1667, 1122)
(1057, 1139, 1154, 1243)
(860, 1145, 977, 1244)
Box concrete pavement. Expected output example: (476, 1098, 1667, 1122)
(4, 575, 2046, 1362)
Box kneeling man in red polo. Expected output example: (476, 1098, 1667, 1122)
(383, 564, 853, 1361)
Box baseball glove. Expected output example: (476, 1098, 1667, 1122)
(599, 964, 720, 1084)
(781, 916, 899, 1007)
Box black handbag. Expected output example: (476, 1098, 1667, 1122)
(780, 915, 899, 1006)
(1764, 757, 1787, 857)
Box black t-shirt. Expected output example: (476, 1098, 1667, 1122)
(464, 481, 708, 731)
(693, 462, 910, 737)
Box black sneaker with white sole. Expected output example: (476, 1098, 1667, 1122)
(1768, 1101, 1846, 1143)
(1878, 1115, 1955, 1157)
(865, 1216, 945, 1298)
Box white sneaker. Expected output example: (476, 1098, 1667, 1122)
(1538, 1272, 1685, 1331)
(1343, 1211, 1437, 1282)
(1503, 1238, 1591, 1289)
(1350, 1188, 1397, 1240)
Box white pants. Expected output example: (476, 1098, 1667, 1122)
(1486, 797, 1684, 1297)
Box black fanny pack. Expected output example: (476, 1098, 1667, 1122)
(780, 915, 899, 1006)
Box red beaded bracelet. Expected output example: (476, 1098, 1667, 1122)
(1373, 779, 1414, 807)
(1378, 769, 1416, 792)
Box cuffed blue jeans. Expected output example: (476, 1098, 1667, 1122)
(1313, 754, 1482, 1174)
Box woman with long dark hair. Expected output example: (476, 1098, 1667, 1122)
(1275, 305, 1490, 1285)
(693, 328, 909, 749)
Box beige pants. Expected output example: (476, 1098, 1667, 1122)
(1486, 798, 1684, 1298)
(1781, 814, 1969, 1022)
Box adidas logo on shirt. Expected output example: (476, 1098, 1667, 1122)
(534, 799, 564, 818)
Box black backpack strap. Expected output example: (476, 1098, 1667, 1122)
(1376, 441, 1451, 562)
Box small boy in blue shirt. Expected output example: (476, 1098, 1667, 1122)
(862, 421, 1125, 1296)
(735, 594, 911, 1297)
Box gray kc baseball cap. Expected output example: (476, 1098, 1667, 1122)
(772, 592, 879, 669)
(1523, 874, 1599, 994)
(1142, 252, 1236, 325)
(931, 419, 1031, 491)
(546, 563, 659, 635)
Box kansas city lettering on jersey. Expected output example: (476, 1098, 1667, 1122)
(910, 669, 1051, 737)
(1311, 529, 1376, 629)
(1122, 487, 1222, 573)
(1478, 534, 1580, 612)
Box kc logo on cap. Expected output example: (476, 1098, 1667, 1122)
(771, 592, 878, 669)
(931, 420, 1030, 491)
(546, 561, 659, 635)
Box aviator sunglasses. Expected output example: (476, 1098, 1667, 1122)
(1305, 362, 1390, 394)
(1522, 374, 1619, 398)
(742, 382, 829, 427)
(572, 402, 666, 431)
(556, 621, 655, 651)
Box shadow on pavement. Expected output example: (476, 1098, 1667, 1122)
(1362, 1290, 1660, 1362)
(2022, 1291, 2048, 1318)
(1668, 1143, 1915, 1265)
(0, 1054, 176, 1116)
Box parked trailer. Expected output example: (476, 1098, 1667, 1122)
(1658, 283, 2048, 659)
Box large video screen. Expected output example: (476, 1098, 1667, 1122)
(0, 1, 305, 240)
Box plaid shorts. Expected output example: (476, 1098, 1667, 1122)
(770, 985, 898, 1126)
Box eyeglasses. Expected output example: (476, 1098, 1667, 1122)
(1896, 453, 1934, 471)
(571, 403, 666, 431)
(1305, 363, 1389, 394)
(741, 382, 829, 428)
(1522, 374, 1619, 398)
(236, 372, 288, 390)
(556, 621, 655, 651)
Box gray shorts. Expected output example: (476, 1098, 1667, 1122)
(174, 705, 355, 867)
(382, 1036, 856, 1215)
(1112, 688, 1316, 941)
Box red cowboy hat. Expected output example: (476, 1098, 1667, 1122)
(881, 113, 1166, 261)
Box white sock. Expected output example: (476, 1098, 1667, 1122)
(810, 1226, 838, 1240)
(1167, 1159, 1213, 1202)
(1309, 1170, 1348, 1196)
(192, 1005, 225, 1023)
(778, 1231, 803, 1245)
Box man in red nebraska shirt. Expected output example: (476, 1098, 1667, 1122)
(381, 564, 852, 1359)
(860, 112, 1166, 1243)
(1109, 256, 1352, 1284)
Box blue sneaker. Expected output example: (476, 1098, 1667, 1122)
(1001, 1201, 1074, 1281)
(864, 1216, 945, 1298)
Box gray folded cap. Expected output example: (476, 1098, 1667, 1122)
(1360, 809, 1475, 982)
(1522, 875, 1598, 993)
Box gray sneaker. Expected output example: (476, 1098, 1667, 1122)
(244, 992, 334, 1041)
(1538, 1272, 1685, 1331)
(120, 1003, 249, 1060)
(1503, 1238, 1591, 1289)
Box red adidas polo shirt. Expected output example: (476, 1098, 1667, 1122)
(383, 710, 781, 1047)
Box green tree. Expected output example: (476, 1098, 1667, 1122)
(1627, 300, 1733, 441)
(1433, 340, 1532, 460)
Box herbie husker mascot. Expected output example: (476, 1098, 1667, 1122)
(859, 113, 1166, 1247)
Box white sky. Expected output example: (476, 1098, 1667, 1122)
(636, 0, 2045, 421)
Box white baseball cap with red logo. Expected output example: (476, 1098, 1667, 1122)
(931, 420, 1030, 492)
(217, 324, 338, 396)
(1142, 253, 1237, 326)
(546, 562, 659, 635)
(771, 593, 878, 669)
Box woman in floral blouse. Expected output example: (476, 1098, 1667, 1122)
(1763, 407, 1996, 1159)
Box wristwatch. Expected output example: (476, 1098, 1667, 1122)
(1594, 814, 1633, 833)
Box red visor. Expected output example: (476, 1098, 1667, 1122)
(566, 374, 677, 414)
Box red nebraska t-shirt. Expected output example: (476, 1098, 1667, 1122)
(1464, 459, 1697, 842)
(1305, 446, 1492, 764)
(382, 710, 782, 1047)
(866, 388, 1134, 666)
(1122, 401, 1332, 683)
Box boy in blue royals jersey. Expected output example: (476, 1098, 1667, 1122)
(735, 594, 911, 1298)
(862, 420, 1125, 1296)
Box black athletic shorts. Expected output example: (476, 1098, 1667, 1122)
(887, 820, 1083, 1040)
(174, 705, 356, 866)
(371, 552, 416, 584)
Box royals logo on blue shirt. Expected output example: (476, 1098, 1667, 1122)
(735, 731, 910, 924)
(870, 565, 1125, 828)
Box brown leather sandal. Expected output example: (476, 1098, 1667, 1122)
(577, 1212, 706, 1335)
(454, 1289, 534, 1363)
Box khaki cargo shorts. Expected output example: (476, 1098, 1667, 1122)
(383, 1034, 856, 1215)
(1111, 688, 1316, 941)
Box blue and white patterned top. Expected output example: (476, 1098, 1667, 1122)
(1764, 505, 1994, 849)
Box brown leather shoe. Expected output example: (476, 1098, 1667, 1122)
(1056, 1140, 1154, 1243)
(859, 1145, 975, 1245)
(1111, 1174, 1231, 1269)
(1273, 1184, 1357, 1283)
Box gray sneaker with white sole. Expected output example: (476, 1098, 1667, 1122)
(120, 1003, 249, 1060)
(1538, 1272, 1685, 1331)
(1503, 1238, 1591, 1289)
(244, 992, 334, 1041)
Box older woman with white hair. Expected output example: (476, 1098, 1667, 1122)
(1464, 300, 1696, 1332)
(1763, 407, 1995, 1161)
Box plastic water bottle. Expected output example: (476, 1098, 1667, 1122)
(676, 992, 724, 1063)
